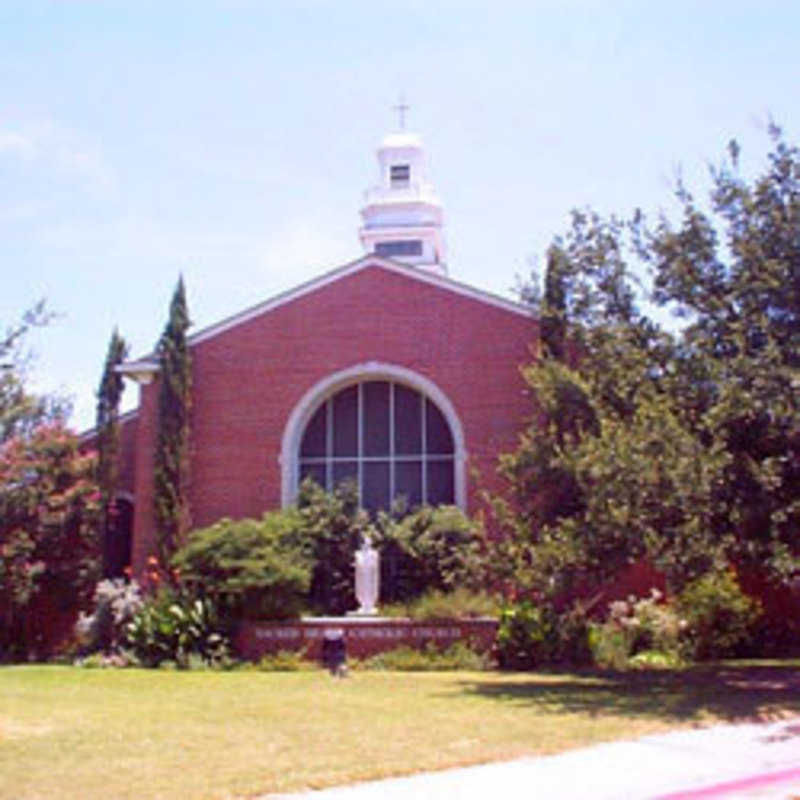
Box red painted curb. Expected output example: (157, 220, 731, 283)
(655, 766, 800, 799)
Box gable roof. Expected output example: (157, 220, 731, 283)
(118, 254, 533, 378)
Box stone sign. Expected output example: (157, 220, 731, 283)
(235, 617, 498, 660)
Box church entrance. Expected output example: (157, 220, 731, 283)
(104, 497, 133, 578)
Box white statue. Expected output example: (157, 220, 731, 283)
(354, 532, 380, 615)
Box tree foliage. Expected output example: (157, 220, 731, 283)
(171, 511, 312, 621)
(1, 301, 69, 442)
(497, 128, 800, 603)
(0, 425, 100, 659)
(374, 504, 487, 603)
(153, 277, 192, 563)
(95, 327, 128, 573)
(287, 479, 369, 615)
(0, 304, 99, 659)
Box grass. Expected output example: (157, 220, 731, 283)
(1, 662, 799, 799)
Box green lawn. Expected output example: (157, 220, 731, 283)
(1, 663, 799, 800)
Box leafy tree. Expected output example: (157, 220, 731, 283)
(153, 277, 192, 563)
(491, 350, 723, 599)
(0, 304, 101, 659)
(644, 126, 800, 580)
(95, 328, 128, 575)
(497, 128, 800, 605)
(1, 301, 69, 442)
(0, 425, 101, 659)
(539, 245, 569, 360)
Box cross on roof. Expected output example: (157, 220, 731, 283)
(393, 95, 409, 130)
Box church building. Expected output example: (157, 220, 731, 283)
(111, 124, 539, 577)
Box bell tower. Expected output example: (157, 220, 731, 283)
(359, 102, 447, 276)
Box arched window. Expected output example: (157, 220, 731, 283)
(298, 380, 455, 512)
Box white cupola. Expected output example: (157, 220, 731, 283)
(359, 120, 447, 276)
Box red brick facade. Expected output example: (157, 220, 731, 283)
(121, 257, 538, 575)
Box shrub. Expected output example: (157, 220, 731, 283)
(171, 511, 312, 621)
(381, 587, 500, 620)
(357, 642, 490, 671)
(126, 589, 229, 668)
(627, 650, 683, 670)
(270, 483, 487, 615)
(76, 650, 135, 668)
(288, 479, 368, 615)
(676, 569, 762, 660)
(253, 649, 316, 671)
(553, 602, 594, 666)
(495, 600, 592, 669)
(590, 590, 686, 669)
(588, 622, 630, 670)
(75, 578, 144, 654)
(375, 505, 487, 603)
(495, 601, 557, 669)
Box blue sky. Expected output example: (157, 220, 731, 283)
(3, 1, 799, 430)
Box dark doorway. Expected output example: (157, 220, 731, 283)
(104, 498, 133, 578)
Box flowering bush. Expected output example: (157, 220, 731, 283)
(590, 589, 687, 669)
(75, 578, 144, 654)
(0, 424, 101, 660)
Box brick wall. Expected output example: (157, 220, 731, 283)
(129, 263, 538, 573)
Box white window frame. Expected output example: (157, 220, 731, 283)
(280, 363, 467, 510)
(390, 163, 410, 186)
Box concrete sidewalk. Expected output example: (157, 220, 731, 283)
(267, 717, 800, 800)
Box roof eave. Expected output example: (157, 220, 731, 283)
(116, 360, 159, 384)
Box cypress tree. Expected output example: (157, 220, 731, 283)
(540, 245, 568, 361)
(95, 327, 129, 574)
(153, 276, 192, 563)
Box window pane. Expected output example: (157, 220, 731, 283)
(363, 381, 390, 456)
(425, 400, 454, 454)
(390, 164, 410, 184)
(333, 385, 358, 456)
(394, 384, 422, 455)
(333, 461, 358, 492)
(395, 460, 422, 508)
(300, 403, 327, 457)
(362, 461, 390, 513)
(426, 459, 454, 506)
(300, 462, 327, 490)
(375, 240, 422, 257)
